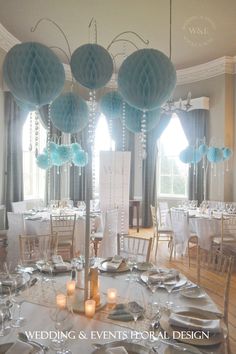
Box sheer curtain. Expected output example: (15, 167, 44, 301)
(178, 109, 209, 203)
(4, 92, 28, 212)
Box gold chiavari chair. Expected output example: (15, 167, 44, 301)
(117, 233, 153, 262)
(212, 215, 236, 253)
(19, 233, 58, 264)
(50, 214, 76, 260)
(150, 205, 173, 260)
(197, 245, 234, 329)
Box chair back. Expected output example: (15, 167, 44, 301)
(221, 216, 236, 251)
(170, 209, 190, 245)
(11, 201, 27, 213)
(50, 214, 76, 259)
(117, 234, 152, 262)
(150, 205, 158, 237)
(158, 201, 170, 227)
(97, 209, 118, 258)
(197, 246, 234, 325)
(19, 233, 58, 264)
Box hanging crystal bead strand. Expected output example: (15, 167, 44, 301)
(29, 111, 33, 152)
(47, 106, 51, 203)
(122, 101, 126, 151)
(34, 111, 40, 157)
(141, 111, 147, 159)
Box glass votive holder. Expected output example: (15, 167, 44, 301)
(56, 294, 67, 309)
(107, 288, 117, 304)
(85, 299, 96, 318)
(66, 280, 76, 296)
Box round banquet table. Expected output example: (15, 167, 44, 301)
(189, 216, 222, 250)
(0, 266, 227, 354)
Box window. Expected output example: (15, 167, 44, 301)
(157, 113, 189, 198)
(22, 113, 47, 200)
(94, 114, 115, 197)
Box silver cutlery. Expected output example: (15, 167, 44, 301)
(18, 332, 49, 352)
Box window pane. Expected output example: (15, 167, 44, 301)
(173, 176, 186, 195)
(161, 156, 172, 175)
(160, 176, 172, 194)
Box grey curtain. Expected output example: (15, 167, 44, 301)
(4, 92, 28, 212)
(178, 109, 209, 203)
(142, 113, 172, 227)
(39, 105, 61, 203)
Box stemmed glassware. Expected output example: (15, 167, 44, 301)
(49, 307, 72, 354)
(77, 201, 86, 214)
(126, 283, 146, 341)
(11, 275, 27, 327)
(126, 255, 137, 282)
(163, 275, 177, 309)
(0, 286, 11, 336)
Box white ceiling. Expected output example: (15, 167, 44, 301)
(0, 0, 236, 70)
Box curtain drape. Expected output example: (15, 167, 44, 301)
(178, 109, 209, 203)
(4, 92, 28, 212)
(142, 113, 172, 227)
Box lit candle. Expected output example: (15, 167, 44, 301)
(85, 299, 96, 318)
(67, 280, 76, 296)
(56, 294, 67, 309)
(107, 288, 117, 304)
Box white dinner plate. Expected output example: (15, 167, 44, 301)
(180, 287, 206, 299)
(140, 269, 187, 289)
(0, 342, 43, 354)
(135, 262, 154, 271)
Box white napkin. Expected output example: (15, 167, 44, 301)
(105, 347, 128, 354)
(106, 256, 123, 271)
(54, 262, 69, 271)
(169, 313, 221, 333)
(149, 270, 178, 284)
(5, 340, 34, 354)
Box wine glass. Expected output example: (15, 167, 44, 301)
(11, 275, 27, 327)
(77, 201, 86, 214)
(0, 304, 11, 336)
(49, 307, 72, 354)
(126, 255, 137, 282)
(163, 275, 178, 309)
(126, 284, 146, 341)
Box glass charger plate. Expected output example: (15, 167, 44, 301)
(140, 269, 186, 289)
(180, 287, 206, 299)
(164, 343, 202, 354)
(160, 307, 227, 347)
(0, 342, 43, 354)
(36, 261, 71, 273)
(98, 258, 129, 273)
(92, 341, 153, 353)
(0, 273, 30, 293)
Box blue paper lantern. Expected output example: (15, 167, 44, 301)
(192, 150, 202, 163)
(198, 144, 208, 156)
(3, 42, 65, 107)
(118, 48, 176, 110)
(36, 153, 51, 170)
(72, 150, 88, 167)
(57, 145, 71, 164)
(50, 93, 88, 133)
(100, 91, 123, 119)
(222, 147, 233, 160)
(71, 143, 82, 154)
(179, 146, 194, 164)
(70, 44, 113, 89)
(207, 147, 223, 163)
(124, 103, 161, 133)
(14, 96, 36, 112)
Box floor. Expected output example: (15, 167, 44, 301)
(129, 227, 236, 354)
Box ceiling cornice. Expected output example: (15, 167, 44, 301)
(0, 22, 236, 85)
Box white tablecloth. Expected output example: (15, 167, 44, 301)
(0, 270, 226, 354)
(189, 216, 221, 250)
